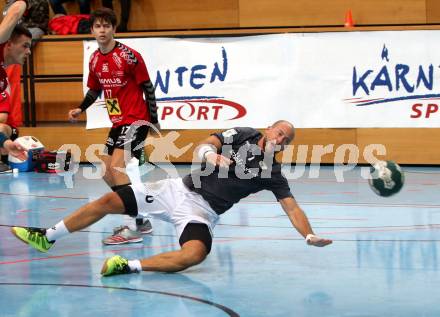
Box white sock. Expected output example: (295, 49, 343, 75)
(128, 260, 142, 273)
(123, 215, 137, 231)
(45, 221, 70, 242)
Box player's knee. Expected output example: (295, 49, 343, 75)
(180, 240, 208, 268)
(96, 192, 124, 214)
(178, 223, 212, 269)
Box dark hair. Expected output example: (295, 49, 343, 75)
(89, 8, 117, 28)
(10, 24, 32, 42)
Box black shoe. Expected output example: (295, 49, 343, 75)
(0, 162, 11, 173)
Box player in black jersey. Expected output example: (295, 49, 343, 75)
(11, 120, 332, 276)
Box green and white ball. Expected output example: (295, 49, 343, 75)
(368, 160, 404, 197)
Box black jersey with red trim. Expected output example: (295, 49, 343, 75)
(87, 41, 151, 127)
(183, 127, 294, 214)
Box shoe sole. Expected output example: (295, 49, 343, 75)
(138, 228, 153, 235)
(102, 237, 143, 245)
(113, 229, 153, 235)
(10, 227, 48, 253)
(100, 259, 110, 276)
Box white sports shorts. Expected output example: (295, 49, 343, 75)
(129, 178, 219, 239)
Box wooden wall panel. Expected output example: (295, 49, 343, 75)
(426, 0, 440, 23)
(239, 0, 426, 27)
(129, 0, 239, 31)
(0, 0, 434, 31)
(18, 127, 213, 163)
(34, 82, 84, 121)
(33, 41, 84, 75)
(57, 0, 240, 31)
(17, 127, 440, 164)
(20, 126, 108, 162)
(288, 129, 357, 164)
(357, 128, 440, 164)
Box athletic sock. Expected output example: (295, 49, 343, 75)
(45, 221, 70, 242)
(123, 215, 137, 231)
(128, 260, 142, 273)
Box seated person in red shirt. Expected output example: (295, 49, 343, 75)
(0, 25, 32, 171)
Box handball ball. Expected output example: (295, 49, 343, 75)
(368, 160, 404, 197)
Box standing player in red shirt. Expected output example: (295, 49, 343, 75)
(0, 2, 32, 171)
(68, 8, 158, 243)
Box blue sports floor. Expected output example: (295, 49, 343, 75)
(0, 164, 439, 317)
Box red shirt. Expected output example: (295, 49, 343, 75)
(0, 90, 18, 128)
(5, 64, 22, 127)
(0, 43, 9, 94)
(87, 41, 151, 127)
(0, 46, 20, 128)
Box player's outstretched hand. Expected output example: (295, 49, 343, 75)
(205, 152, 232, 168)
(4, 140, 27, 161)
(68, 108, 82, 122)
(306, 234, 332, 247)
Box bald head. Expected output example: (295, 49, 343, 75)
(260, 120, 295, 152)
(271, 120, 295, 144)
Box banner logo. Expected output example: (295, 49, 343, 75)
(154, 47, 248, 122)
(344, 45, 440, 119)
(159, 97, 246, 121)
(106, 98, 121, 115)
